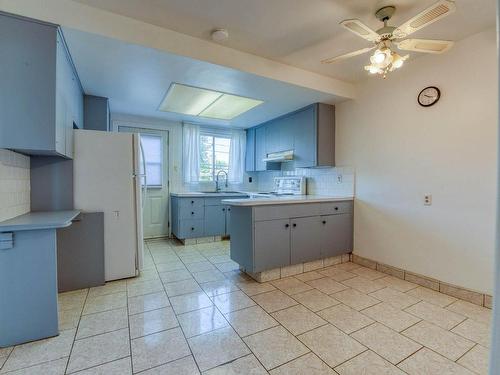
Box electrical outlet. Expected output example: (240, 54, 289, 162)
(424, 195, 432, 206)
(337, 174, 343, 184)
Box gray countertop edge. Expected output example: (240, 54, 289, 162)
(0, 210, 81, 232)
(221, 196, 354, 206)
(170, 192, 250, 198)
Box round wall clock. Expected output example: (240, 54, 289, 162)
(418, 86, 441, 107)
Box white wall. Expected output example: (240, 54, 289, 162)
(336, 28, 498, 294)
(0, 149, 30, 222)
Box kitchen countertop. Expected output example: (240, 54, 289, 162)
(0, 210, 81, 232)
(170, 192, 250, 198)
(221, 195, 354, 206)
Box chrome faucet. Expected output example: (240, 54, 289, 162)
(215, 170, 228, 192)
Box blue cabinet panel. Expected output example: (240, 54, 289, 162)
(292, 105, 317, 168)
(255, 126, 267, 171)
(204, 205, 226, 236)
(245, 128, 255, 172)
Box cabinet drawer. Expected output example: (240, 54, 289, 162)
(179, 219, 204, 238)
(320, 201, 353, 215)
(180, 206, 204, 220)
(254, 203, 322, 221)
(179, 198, 204, 210)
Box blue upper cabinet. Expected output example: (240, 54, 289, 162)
(0, 13, 83, 159)
(246, 103, 335, 170)
(245, 127, 255, 172)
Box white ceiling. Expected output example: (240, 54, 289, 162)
(73, 0, 496, 82)
(63, 28, 340, 128)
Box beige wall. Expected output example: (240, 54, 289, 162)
(0, 149, 30, 222)
(336, 28, 498, 294)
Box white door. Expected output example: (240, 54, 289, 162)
(119, 126, 169, 239)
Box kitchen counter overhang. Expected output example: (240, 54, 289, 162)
(221, 195, 354, 206)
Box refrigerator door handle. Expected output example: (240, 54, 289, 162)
(139, 137, 148, 209)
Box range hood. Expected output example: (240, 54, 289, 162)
(262, 150, 294, 163)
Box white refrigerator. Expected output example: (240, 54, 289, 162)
(73, 130, 144, 281)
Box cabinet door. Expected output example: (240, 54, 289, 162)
(245, 128, 255, 172)
(255, 126, 267, 171)
(204, 205, 226, 236)
(265, 121, 280, 154)
(254, 219, 290, 272)
(293, 105, 317, 168)
(320, 214, 353, 258)
(290, 216, 322, 264)
(225, 206, 231, 236)
(278, 117, 293, 152)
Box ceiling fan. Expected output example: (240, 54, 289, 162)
(322, 0, 456, 78)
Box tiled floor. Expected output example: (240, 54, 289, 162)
(0, 239, 492, 374)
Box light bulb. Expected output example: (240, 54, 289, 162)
(392, 55, 404, 69)
(373, 50, 385, 64)
(365, 65, 380, 74)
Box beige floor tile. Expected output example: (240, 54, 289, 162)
(165, 279, 203, 297)
(207, 255, 232, 264)
(129, 307, 179, 339)
(318, 304, 373, 334)
(76, 308, 128, 339)
(406, 286, 457, 307)
(351, 323, 421, 364)
(126, 269, 160, 284)
(72, 357, 132, 374)
(306, 278, 348, 295)
(252, 290, 298, 313)
(270, 352, 335, 375)
(170, 292, 213, 314)
(88, 281, 127, 298)
(82, 292, 127, 315)
(270, 277, 313, 295)
(177, 306, 228, 338)
(155, 261, 186, 272)
(186, 261, 216, 273)
(446, 300, 492, 325)
(292, 289, 340, 312)
(58, 290, 87, 312)
(2, 329, 75, 372)
(127, 279, 164, 298)
(180, 255, 207, 264)
(0, 347, 13, 358)
(58, 308, 82, 331)
(200, 279, 240, 297)
(271, 305, 327, 335)
(351, 267, 386, 280)
(127, 291, 170, 315)
(204, 354, 267, 375)
(138, 356, 199, 375)
(159, 269, 193, 283)
(236, 280, 276, 296)
(452, 319, 491, 347)
(398, 348, 474, 375)
(298, 324, 366, 367)
(0, 357, 67, 375)
(295, 271, 325, 282)
(192, 269, 226, 284)
(215, 261, 240, 273)
(188, 326, 250, 372)
(318, 268, 357, 282)
(457, 345, 490, 375)
(362, 302, 420, 332)
(369, 287, 419, 309)
(341, 276, 386, 294)
(330, 262, 361, 271)
(131, 327, 191, 373)
(212, 290, 256, 314)
(405, 301, 466, 330)
(377, 276, 418, 292)
(332, 289, 380, 311)
(225, 305, 278, 337)
(244, 326, 309, 370)
(67, 328, 130, 373)
(402, 321, 474, 361)
(335, 350, 405, 375)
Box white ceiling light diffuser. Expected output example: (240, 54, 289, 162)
(159, 83, 263, 120)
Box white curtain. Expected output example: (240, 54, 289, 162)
(228, 129, 246, 183)
(183, 123, 200, 183)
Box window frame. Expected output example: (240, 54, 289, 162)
(199, 131, 231, 182)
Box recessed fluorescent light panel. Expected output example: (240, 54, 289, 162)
(159, 83, 264, 120)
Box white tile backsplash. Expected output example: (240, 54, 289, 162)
(0, 149, 30, 222)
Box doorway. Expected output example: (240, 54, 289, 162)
(119, 126, 169, 239)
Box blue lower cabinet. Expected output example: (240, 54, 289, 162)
(204, 206, 226, 236)
(0, 229, 59, 347)
(179, 219, 204, 239)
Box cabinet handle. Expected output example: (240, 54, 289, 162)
(191, 211, 194, 215)
(285, 224, 289, 228)
(191, 200, 194, 204)
(222, 208, 226, 212)
(191, 227, 195, 231)
(228, 208, 231, 212)
(335, 207, 339, 211)
(322, 220, 326, 224)
(292, 223, 297, 227)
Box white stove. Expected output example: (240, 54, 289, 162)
(249, 176, 306, 198)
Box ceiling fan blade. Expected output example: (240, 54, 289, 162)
(321, 46, 375, 64)
(340, 19, 380, 42)
(396, 38, 454, 54)
(393, 0, 456, 38)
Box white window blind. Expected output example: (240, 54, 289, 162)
(140, 134, 162, 186)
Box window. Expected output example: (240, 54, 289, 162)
(199, 134, 230, 182)
(140, 134, 163, 187)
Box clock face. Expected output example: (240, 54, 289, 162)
(418, 86, 440, 107)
